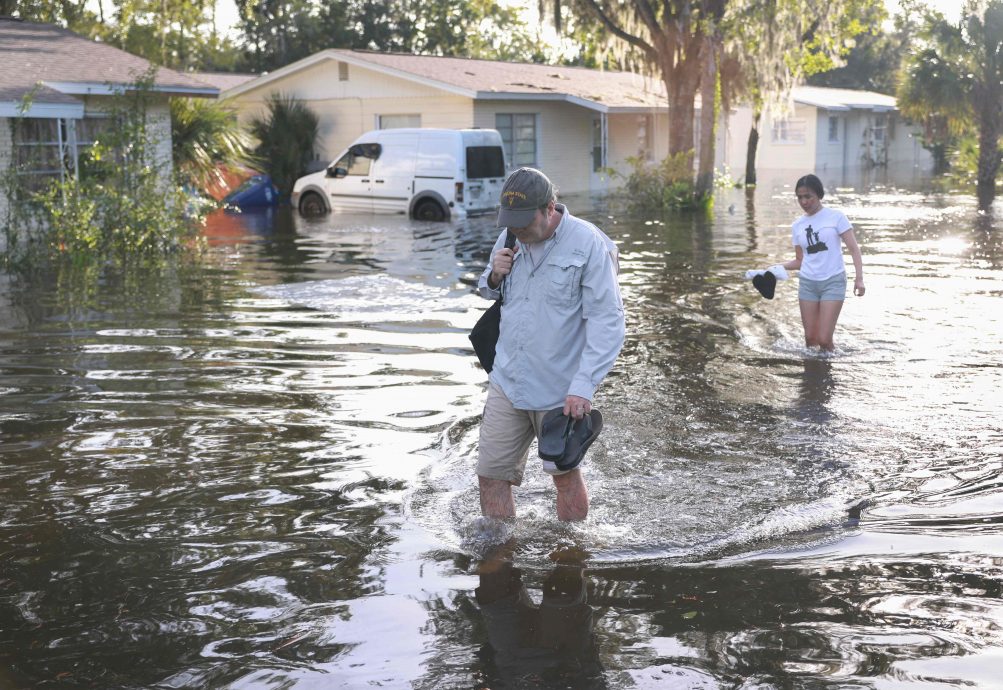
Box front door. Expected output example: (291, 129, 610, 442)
(324, 145, 376, 213)
(590, 116, 609, 193)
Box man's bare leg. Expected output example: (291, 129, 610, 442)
(553, 469, 589, 521)
(479, 476, 516, 518)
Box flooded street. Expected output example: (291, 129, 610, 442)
(1, 174, 1002, 688)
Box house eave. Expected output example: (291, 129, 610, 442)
(44, 81, 219, 98)
(474, 92, 664, 113)
(0, 100, 85, 118)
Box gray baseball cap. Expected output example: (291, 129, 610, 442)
(497, 167, 555, 228)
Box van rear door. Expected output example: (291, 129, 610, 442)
(464, 145, 505, 213)
(461, 130, 506, 214)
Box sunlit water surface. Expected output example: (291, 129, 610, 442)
(1, 174, 1002, 689)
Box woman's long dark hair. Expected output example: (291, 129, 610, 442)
(795, 174, 824, 199)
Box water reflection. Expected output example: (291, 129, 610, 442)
(795, 357, 835, 424)
(2, 175, 1003, 688)
(474, 544, 605, 689)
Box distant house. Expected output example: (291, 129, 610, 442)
(0, 17, 218, 221)
(725, 86, 932, 178)
(221, 49, 693, 195)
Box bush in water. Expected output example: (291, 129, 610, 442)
(621, 152, 712, 213)
(1, 69, 207, 270)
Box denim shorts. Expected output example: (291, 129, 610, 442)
(798, 272, 846, 301)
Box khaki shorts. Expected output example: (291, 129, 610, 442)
(477, 381, 569, 485)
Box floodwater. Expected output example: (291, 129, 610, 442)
(1, 172, 1002, 689)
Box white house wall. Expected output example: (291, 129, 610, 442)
(720, 106, 755, 182)
(756, 103, 817, 173)
(473, 100, 597, 194)
(0, 117, 10, 228)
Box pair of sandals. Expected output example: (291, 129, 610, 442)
(538, 407, 603, 471)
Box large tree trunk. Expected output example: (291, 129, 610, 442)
(745, 110, 761, 186)
(976, 112, 1002, 212)
(695, 35, 718, 199)
(665, 75, 698, 160)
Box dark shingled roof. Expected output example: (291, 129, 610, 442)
(0, 17, 217, 105)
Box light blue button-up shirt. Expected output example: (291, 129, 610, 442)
(477, 205, 625, 410)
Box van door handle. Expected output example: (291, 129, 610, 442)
(361, 179, 370, 182)
(374, 179, 385, 183)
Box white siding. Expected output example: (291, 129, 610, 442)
(474, 100, 595, 194)
(755, 103, 817, 173)
(0, 117, 10, 228)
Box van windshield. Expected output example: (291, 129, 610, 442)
(466, 146, 505, 179)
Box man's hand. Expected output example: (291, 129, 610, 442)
(563, 395, 591, 420)
(488, 247, 518, 289)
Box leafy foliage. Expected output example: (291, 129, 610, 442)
(621, 153, 708, 212)
(235, 0, 545, 72)
(248, 93, 319, 199)
(897, 0, 1003, 209)
(2, 72, 205, 269)
(171, 97, 255, 191)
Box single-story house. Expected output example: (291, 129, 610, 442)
(724, 86, 932, 179)
(0, 17, 218, 222)
(220, 49, 703, 195)
(222, 51, 931, 195)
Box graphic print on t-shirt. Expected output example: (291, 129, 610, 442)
(804, 224, 829, 255)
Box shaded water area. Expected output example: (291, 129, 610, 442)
(2, 172, 1003, 688)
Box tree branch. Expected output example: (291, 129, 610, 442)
(580, 0, 660, 63)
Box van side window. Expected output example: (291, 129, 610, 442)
(335, 143, 380, 176)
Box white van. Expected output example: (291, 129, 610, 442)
(291, 128, 506, 221)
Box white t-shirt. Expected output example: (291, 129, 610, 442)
(791, 207, 852, 280)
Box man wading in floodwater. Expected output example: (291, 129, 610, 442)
(475, 168, 625, 521)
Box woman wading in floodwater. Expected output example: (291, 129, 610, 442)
(777, 174, 865, 351)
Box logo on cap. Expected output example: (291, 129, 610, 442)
(503, 190, 527, 206)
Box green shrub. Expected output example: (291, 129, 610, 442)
(621, 152, 711, 213)
(2, 70, 206, 270)
(171, 97, 255, 191)
(248, 93, 319, 200)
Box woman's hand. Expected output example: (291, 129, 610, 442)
(854, 278, 865, 296)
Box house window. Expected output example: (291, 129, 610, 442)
(338, 62, 349, 81)
(828, 116, 840, 142)
(638, 114, 654, 160)
(495, 113, 536, 168)
(12, 118, 66, 192)
(872, 114, 887, 142)
(771, 118, 806, 144)
(377, 114, 420, 129)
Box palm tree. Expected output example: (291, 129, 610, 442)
(170, 97, 254, 192)
(898, 1, 1003, 210)
(248, 93, 319, 200)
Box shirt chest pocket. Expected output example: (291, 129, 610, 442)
(544, 255, 585, 308)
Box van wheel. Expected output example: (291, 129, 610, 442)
(299, 192, 327, 217)
(413, 199, 446, 222)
